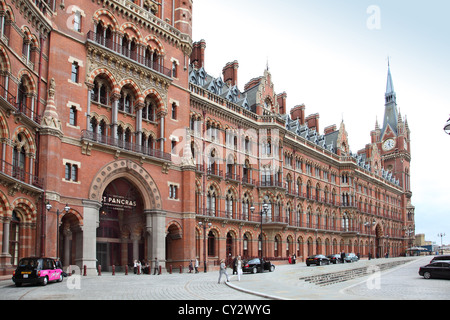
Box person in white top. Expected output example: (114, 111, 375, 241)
(236, 256, 243, 281)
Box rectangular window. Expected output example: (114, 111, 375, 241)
(172, 61, 177, 78)
(65, 163, 71, 180)
(65, 163, 79, 182)
(69, 106, 77, 126)
(71, 62, 79, 83)
(169, 185, 178, 199)
(71, 164, 78, 181)
(171, 102, 177, 120)
(73, 11, 81, 32)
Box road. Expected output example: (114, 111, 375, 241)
(342, 256, 450, 299)
(0, 256, 448, 301)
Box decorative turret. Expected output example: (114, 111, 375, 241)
(174, 0, 193, 37)
(40, 78, 62, 136)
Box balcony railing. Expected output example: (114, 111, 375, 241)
(0, 83, 41, 124)
(81, 130, 171, 162)
(0, 159, 43, 189)
(259, 179, 284, 188)
(195, 207, 365, 233)
(86, 31, 173, 78)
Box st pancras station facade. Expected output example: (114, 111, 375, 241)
(0, 0, 415, 276)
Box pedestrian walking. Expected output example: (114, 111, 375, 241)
(232, 256, 237, 275)
(153, 257, 159, 275)
(133, 260, 138, 274)
(236, 256, 243, 281)
(189, 260, 193, 273)
(194, 258, 199, 273)
(137, 260, 142, 274)
(218, 259, 230, 284)
(340, 251, 346, 264)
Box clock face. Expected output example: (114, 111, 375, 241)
(383, 139, 395, 151)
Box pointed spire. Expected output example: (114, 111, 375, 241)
(382, 62, 399, 137)
(386, 60, 395, 94)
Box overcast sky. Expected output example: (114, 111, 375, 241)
(192, 0, 450, 245)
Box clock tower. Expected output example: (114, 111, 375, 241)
(379, 64, 412, 192)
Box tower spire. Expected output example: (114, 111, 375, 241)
(386, 60, 395, 95)
(382, 62, 399, 136)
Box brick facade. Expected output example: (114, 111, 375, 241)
(0, 0, 414, 276)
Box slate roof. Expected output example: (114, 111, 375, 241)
(188, 64, 400, 187)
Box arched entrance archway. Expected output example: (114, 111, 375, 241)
(81, 160, 164, 275)
(166, 222, 183, 265)
(97, 177, 145, 271)
(59, 211, 82, 269)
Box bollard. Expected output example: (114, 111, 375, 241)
(83, 265, 87, 276)
(159, 265, 162, 275)
(112, 265, 115, 276)
(169, 265, 172, 274)
(179, 265, 182, 274)
(98, 265, 102, 276)
(125, 265, 128, 275)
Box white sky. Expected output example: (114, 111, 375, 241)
(192, 0, 450, 245)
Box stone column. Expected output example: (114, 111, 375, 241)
(80, 200, 101, 276)
(145, 209, 166, 270)
(63, 224, 72, 268)
(0, 218, 12, 270)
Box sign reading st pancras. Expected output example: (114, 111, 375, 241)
(102, 195, 137, 211)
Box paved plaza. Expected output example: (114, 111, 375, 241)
(1, 256, 449, 301)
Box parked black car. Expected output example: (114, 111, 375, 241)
(344, 253, 359, 263)
(242, 258, 275, 274)
(419, 261, 450, 280)
(306, 255, 330, 266)
(327, 254, 342, 264)
(430, 255, 450, 263)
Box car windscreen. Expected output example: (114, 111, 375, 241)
(18, 258, 42, 269)
(247, 259, 260, 264)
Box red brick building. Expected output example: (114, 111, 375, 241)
(0, 0, 414, 276)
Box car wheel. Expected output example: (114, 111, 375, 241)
(41, 276, 48, 286)
(269, 265, 275, 272)
(58, 274, 63, 282)
(424, 272, 432, 279)
(252, 267, 257, 274)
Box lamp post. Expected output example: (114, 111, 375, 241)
(251, 203, 269, 273)
(198, 221, 211, 272)
(45, 202, 70, 259)
(438, 233, 446, 255)
(404, 227, 414, 256)
(444, 117, 450, 135)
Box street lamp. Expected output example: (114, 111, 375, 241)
(45, 202, 70, 259)
(444, 118, 450, 135)
(251, 203, 269, 273)
(198, 221, 212, 273)
(438, 233, 446, 255)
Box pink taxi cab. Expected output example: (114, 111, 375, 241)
(12, 257, 64, 287)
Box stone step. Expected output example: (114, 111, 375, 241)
(299, 259, 414, 287)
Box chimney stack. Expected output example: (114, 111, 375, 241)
(190, 39, 206, 69)
(222, 61, 239, 87)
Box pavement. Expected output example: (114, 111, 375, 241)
(0, 256, 441, 301)
(225, 256, 423, 300)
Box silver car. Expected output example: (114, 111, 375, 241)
(344, 253, 359, 263)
